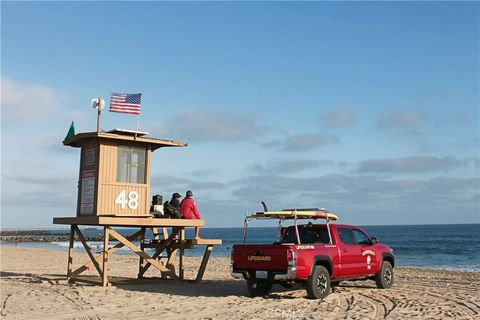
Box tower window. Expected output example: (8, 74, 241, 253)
(117, 145, 146, 184)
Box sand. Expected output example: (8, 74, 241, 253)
(1, 246, 479, 320)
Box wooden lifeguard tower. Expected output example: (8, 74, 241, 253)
(53, 129, 222, 286)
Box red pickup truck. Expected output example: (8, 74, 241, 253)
(231, 210, 395, 299)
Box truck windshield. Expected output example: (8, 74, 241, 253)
(282, 225, 331, 244)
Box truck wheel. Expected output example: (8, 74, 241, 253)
(375, 261, 394, 289)
(306, 266, 331, 299)
(247, 280, 272, 297)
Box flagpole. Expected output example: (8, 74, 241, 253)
(93, 97, 104, 134)
(134, 92, 141, 140)
(134, 114, 139, 140)
(97, 108, 101, 133)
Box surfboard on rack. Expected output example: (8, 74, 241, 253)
(252, 210, 338, 221)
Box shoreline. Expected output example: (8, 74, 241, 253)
(0, 235, 105, 243)
(2, 240, 479, 273)
(1, 223, 478, 232)
(1, 247, 480, 319)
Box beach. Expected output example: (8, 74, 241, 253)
(1, 246, 479, 320)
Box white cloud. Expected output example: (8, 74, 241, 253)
(321, 107, 356, 128)
(148, 108, 267, 143)
(231, 173, 479, 220)
(263, 133, 339, 152)
(435, 113, 473, 126)
(251, 159, 333, 174)
(4, 172, 74, 187)
(1, 76, 59, 121)
(151, 174, 227, 191)
(376, 110, 430, 129)
(357, 156, 467, 174)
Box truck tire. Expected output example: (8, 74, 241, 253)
(375, 261, 394, 289)
(306, 266, 331, 299)
(247, 280, 272, 297)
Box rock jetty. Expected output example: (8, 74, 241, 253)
(0, 230, 103, 242)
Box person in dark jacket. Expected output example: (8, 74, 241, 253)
(164, 193, 182, 219)
(170, 193, 182, 211)
(180, 190, 201, 239)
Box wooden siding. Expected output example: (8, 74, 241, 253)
(74, 138, 154, 217)
(145, 148, 151, 186)
(97, 183, 149, 216)
(98, 142, 117, 184)
(96, 142, 151, 216)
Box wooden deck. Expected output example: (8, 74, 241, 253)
(53, 217, 221, 287)
(53, 216, 205, 227)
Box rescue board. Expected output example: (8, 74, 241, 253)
(253, 210, 338, 221)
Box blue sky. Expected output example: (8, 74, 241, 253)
(1, 2, 479, 228)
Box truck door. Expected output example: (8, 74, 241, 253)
(351, 229, 377, 274)
(337, 227, 365, 277)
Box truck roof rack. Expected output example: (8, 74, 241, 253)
(282, 208, 326, 212)
(251, 210, 338, 221)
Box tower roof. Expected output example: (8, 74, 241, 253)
(63, 131, 187, 151)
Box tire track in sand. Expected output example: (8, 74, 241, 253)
(398, 282, 479, 317)
(1, 294, 12, 318)
(358, 292, 398, 319)
(1, 275, 100, 320)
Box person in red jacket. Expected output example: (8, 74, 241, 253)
(180, 190, 201, 239)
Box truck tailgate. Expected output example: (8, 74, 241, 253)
(232, 244, 291, 270)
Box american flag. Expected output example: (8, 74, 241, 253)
(109, 93, 142, 115)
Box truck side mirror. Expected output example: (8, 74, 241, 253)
(371, 237, 378, 244)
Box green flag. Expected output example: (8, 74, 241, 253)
(64, 121, 75, 141)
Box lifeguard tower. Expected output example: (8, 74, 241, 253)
(53, 129, 222, 286)
(64, 129, 184, 217)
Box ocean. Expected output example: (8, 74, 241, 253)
(2, 224, 479, 272)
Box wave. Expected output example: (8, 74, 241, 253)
(400, 264, 480, 273)
(51, 241, 133, 252)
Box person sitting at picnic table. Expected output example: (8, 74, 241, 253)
(180, 190, 201, 239)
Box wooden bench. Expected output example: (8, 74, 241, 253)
(186, 238, 223, 246)
(144, 238, 222, 249)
